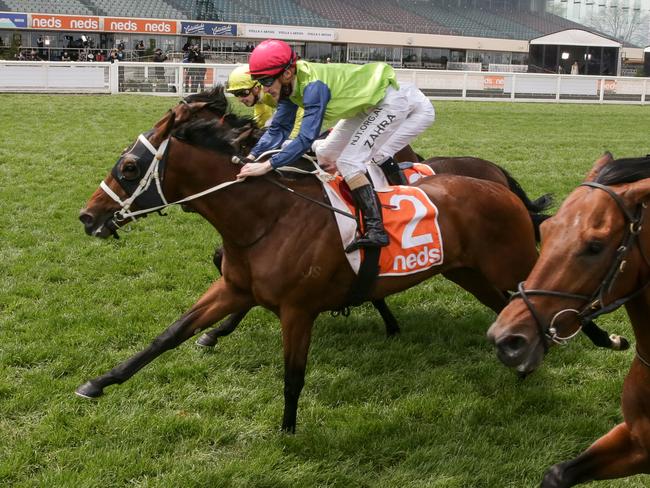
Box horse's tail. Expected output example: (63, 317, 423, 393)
(500, 166, 553, 242)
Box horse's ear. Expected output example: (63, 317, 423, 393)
(230, 125, 255, 151)
(622, 178, 650, 206)
(585, 152, 614, 181)
(151, 110, 176, 145)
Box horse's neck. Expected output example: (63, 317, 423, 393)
(623, 236, 650, 361)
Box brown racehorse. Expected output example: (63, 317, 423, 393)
(487, 153, 650, 487)
(78, 114, 540, 432)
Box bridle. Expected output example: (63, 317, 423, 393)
(511, 181, 650, 354)
(99, 131, 245, 232)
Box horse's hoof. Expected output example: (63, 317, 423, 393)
(610, 334, 630, 351)
(541, 464, 566, 488)
(195, 334, 218, 348)
(75, 381, 104, 399)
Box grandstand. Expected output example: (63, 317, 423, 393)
(0, 0, 619, 42)
(2, 0, 95, 16)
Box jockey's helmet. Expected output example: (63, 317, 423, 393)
(226, 64, 259, 92)
(248, 39, 297, 78)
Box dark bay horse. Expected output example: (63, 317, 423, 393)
(487, 153, 650, 487)
(78, 114, 540, 432)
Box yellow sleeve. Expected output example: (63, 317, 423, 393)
(289, 106, 304, 140)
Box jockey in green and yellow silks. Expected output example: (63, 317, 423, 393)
(226, 64, 302, 139)
(237, 39, 435, 253)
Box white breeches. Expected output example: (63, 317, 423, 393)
(313, 83, 435, 180)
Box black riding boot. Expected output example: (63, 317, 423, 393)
(379, 156, 407, 186)
(345, 184, 390, 253)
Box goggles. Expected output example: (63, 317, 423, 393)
(230, 88, 252, 97)
(251, 56, 295, 87)
(254, 74, 280, 87)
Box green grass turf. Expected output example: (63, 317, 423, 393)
(1, 94, 649, 487)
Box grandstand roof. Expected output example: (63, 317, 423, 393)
(530, 29, 620, 48)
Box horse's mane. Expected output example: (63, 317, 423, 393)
(596, 156, 650, 185)
(172, 119, 236, 156)
(183, 85, 256, 128)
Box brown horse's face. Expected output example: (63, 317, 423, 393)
(79, 112, 176, 239)
(488, 174, 646, 376)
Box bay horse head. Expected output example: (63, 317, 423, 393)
(79, 109, 240, 239)
(487, 153, 650, 376)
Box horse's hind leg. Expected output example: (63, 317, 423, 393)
(280, 307, 316, 433)
(371, 299, 400, 337)
(196, 308, 251, 347)
(443, 268, 508, 314)
(541, 422, 649, 488)
(76, 279, 253, 399)
(581, 320, 630, 351)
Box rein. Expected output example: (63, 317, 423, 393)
(100, 137, 357, 234)
(511, 181, 650, 354)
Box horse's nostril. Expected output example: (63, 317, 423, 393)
(79, 212, 94, 226)
(496, 334, 529, 364)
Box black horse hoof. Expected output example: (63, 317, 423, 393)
(610, 334, 630, 351)
(75, 381, 104, 399)
(196, 334, 218, 348)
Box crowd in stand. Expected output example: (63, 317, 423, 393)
(9, 37, 179, 63)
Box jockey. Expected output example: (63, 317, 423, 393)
(237, 39, 435, 252)
(226, 64, 302, 139)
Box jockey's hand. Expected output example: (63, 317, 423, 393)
(237, 161, 273, 179)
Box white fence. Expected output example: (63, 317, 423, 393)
(1, 61, 649, 104)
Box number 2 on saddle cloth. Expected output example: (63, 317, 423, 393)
(325, 163, 444, 277)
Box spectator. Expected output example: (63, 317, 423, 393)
(135, 40, 145, 59)
(116, 46, 125, 62)
(108, 48, 119, 63)
(37, 36, 45, 58)
(190, 45, 206, 91)
(571, 61, 579, 75)
(94, 50, 104, 62)
(61, 51, 71, 61)
(153, 48, 167, 63)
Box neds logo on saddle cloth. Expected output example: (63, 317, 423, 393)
(375, 186, 444, 276)
(325, 177, 444, 277)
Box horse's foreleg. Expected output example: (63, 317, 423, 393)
(195, 308, 251, 347)
(76, 280, 253, 399)
(280, 308, 316, 433)
(541, 423, 649, 488)
(581, 320, 630, 351)
(371, 299, 400, 337)
(443, 268, 509, 314)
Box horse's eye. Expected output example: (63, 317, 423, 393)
(121, 162, 140, 181)
(586, 240, 605, 255)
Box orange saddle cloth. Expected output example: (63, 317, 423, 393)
(324, 177, 444, 277)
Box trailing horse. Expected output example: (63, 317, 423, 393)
(78, 114, 540, 432)
(488, 153, 650, 487)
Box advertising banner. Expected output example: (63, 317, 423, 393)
(180, 21, 237, 37)
(31, 14, 100, 31)
(243, 24, 336, 42)
(104, 17, 177, 34)
(0, 12, 27, 29)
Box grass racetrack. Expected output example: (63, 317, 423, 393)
(2, 94, 650, 487)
